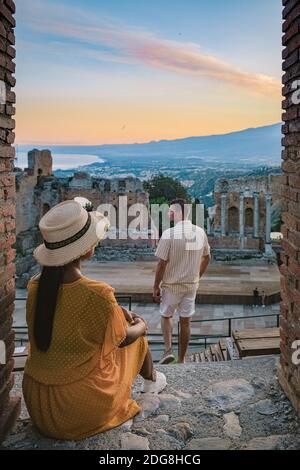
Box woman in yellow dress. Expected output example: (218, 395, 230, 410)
(22, 200, 166, 440)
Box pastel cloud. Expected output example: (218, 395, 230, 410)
(17, 0, 280, 97)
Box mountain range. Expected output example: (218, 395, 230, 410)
(18, 122, 282, 165)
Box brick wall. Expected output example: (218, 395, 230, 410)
(278, 0, 300, 416)
(0, 0, 20, 443)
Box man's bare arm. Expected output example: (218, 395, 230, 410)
(153, 258, 168, 302)
(200, 254, 211, 278)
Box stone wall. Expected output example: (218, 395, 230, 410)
(208, 236, 261, 251)
(28, 149, 52, 178)
(278, 0, 300, 416)
(95, 244, 156, 262)
(14, 152, 152, 285)
(212, 174, 281, 253)
(15, 170, 39, 234)
(0, 0, 20, 443)
(16, 154, 150, 235)
(16, 172, 63, 235)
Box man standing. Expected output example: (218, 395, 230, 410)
(153, 199, 211, 364)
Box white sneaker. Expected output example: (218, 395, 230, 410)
(142, 371, 167, 394)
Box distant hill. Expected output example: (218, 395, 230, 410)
(18, 122, 281, 165)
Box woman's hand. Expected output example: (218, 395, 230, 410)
(121, 306, 134, 324)
(121, 307, 148, 330)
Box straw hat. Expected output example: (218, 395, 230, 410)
(33, 200, 110, 267)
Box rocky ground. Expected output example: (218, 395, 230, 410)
(2, 357, 300, 450)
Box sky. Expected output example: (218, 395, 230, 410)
(15, 0, 282, 145)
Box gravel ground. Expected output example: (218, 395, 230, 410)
(2, 356, 300, 450)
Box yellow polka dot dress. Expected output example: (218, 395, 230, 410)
(22, 276, 148, 440)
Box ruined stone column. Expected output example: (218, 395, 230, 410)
(220, 193, 227, 237)
(253, 192, 260, 238)
(239, 192, 244, 249)
(0, 0, 20, 444)
(264, 193, 272, 255)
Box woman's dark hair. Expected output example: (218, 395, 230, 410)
(33, 266, 65, 352)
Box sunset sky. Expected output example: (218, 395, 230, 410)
(15, 0, 282, 145)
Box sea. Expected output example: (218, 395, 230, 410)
(15, 152, 104, 171)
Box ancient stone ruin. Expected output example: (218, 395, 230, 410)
(15, 149, 153, 286)
(0, 0, 299, 448)
(209, 175, 281, 254)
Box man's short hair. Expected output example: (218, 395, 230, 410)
(170, 198, 188, 217)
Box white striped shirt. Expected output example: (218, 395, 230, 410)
(155, 220, 210, 293)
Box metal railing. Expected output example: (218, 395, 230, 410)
(137, 312, 281, 360)
(14, 297, 280, 362)
(177, 312, 280, 355)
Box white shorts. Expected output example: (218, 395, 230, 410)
(160, 287, 197, 318)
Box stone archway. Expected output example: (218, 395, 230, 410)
(245, 207, 254, 229)
(228, 206, 239, 232)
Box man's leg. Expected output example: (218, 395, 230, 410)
(178, 317, 191, 363)
(161, 315, 173, 353)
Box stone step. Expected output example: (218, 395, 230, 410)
(3, 356, 299, 451)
